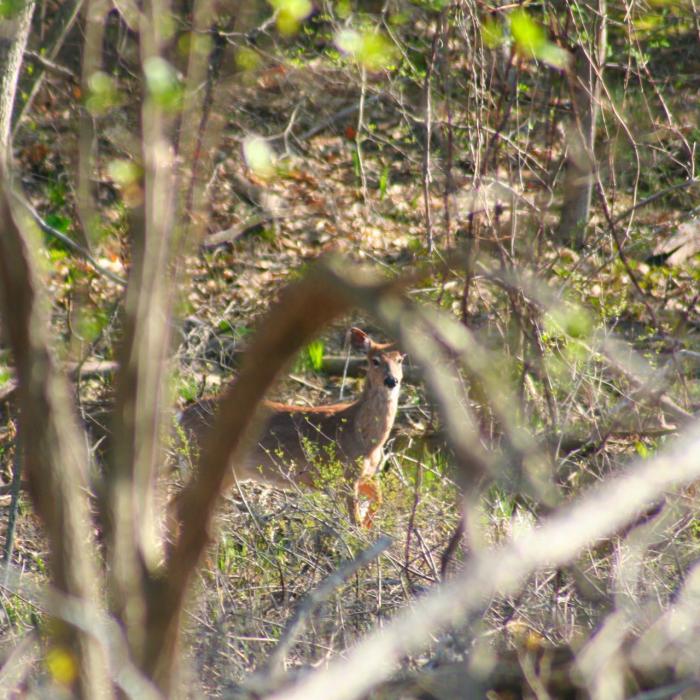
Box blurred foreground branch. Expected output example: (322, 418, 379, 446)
(154, 254, 513, 686)
(0, 183, 109, 695)
(154, 259, 408, 685)
(271, 419, 700, 700)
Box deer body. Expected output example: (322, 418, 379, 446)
(179, 328, 404, 526)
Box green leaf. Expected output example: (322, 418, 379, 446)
(510, 10, 546, 57)
(0, 0, 26, 19)
(510, 9, 570, 69)
(336, 0, 351, 19)
(47, 180, 67, 207)
(545, 303, 593, 340)
(269, 0, 312, 35)
(243, 135, 276, 179)
(45, 213, 71, 234)
(144, 57, 183, 111)
(107, 159, 142, 187)
(235, 47, 262, 72)
(178, 379, 200, 403)
(76, 309, 108, 343)
(85, 71, 121, 116)
(351, 149, 361, 178)
(306, 339, 325, 372)
(379, 164, 390, 199)
(481, 16, 504, 49)
(635, 441, 649, 459)
(335, 29, 398, 71)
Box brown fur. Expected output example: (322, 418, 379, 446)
(179, 328, 404, 526)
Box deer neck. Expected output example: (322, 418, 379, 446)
(351, 381, 399, 450)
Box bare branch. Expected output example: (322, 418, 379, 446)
(151, 259, 402, 680)
(0, 2, 34, 161)
(261, 535, 392, 680)
(0, 562, 161, 700)
(271, 420, 700, 700)
(13, 195, 125, 285)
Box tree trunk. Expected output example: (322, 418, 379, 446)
(555, 0, 607, 248)
(0, 0, 35, 162)
(11, 0, 85, 137)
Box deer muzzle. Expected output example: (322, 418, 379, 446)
(384, 375, 398, 389)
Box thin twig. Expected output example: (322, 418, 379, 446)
(355, 67, 369, 206)
(404, 462, 423, 580)
(12, 0, 85, 138)
(202, 214, 271, 248)
(297, 96, 380, 142)
(0, 360, 119, 406)
(2, 428, 21, 572)
(422, 18, 440, 253)
(0, 630, 38, 694)
(0, 562, 162, 700)
(263, 535, 392, 678)
(439, 517, 465, 579)
(23, 50, 78, 81)
(611, 177, 700, 226)
(17, 196, 127, 286)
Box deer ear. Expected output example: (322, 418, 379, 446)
(348, 327, 371, 352)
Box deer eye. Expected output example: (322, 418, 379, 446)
(371, 357, 381, 366)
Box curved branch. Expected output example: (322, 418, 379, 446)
(145, 258, 402, 681)
(145, 253, 498, 685)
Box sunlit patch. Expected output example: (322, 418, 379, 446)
(107, 159, 141, 188)
(481, 16, 504, 49)
(335, 29, 363, 55)
(144, 57, 183, 111)
(545, 303, 593, 340)
(107, 159, 144, 207)
(236, 47, 262, 72)
(0, 1, 25, 19)
(85, 71, 121, 116)
(509, 10, 570, 69)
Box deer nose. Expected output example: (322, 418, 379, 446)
(384, 375, 398, 389)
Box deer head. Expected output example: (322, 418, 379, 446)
(349, 327, 405, 394)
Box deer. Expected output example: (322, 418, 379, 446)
(178, 328, 405, 527)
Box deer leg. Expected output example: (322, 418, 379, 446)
(356, 477, 382, 529)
